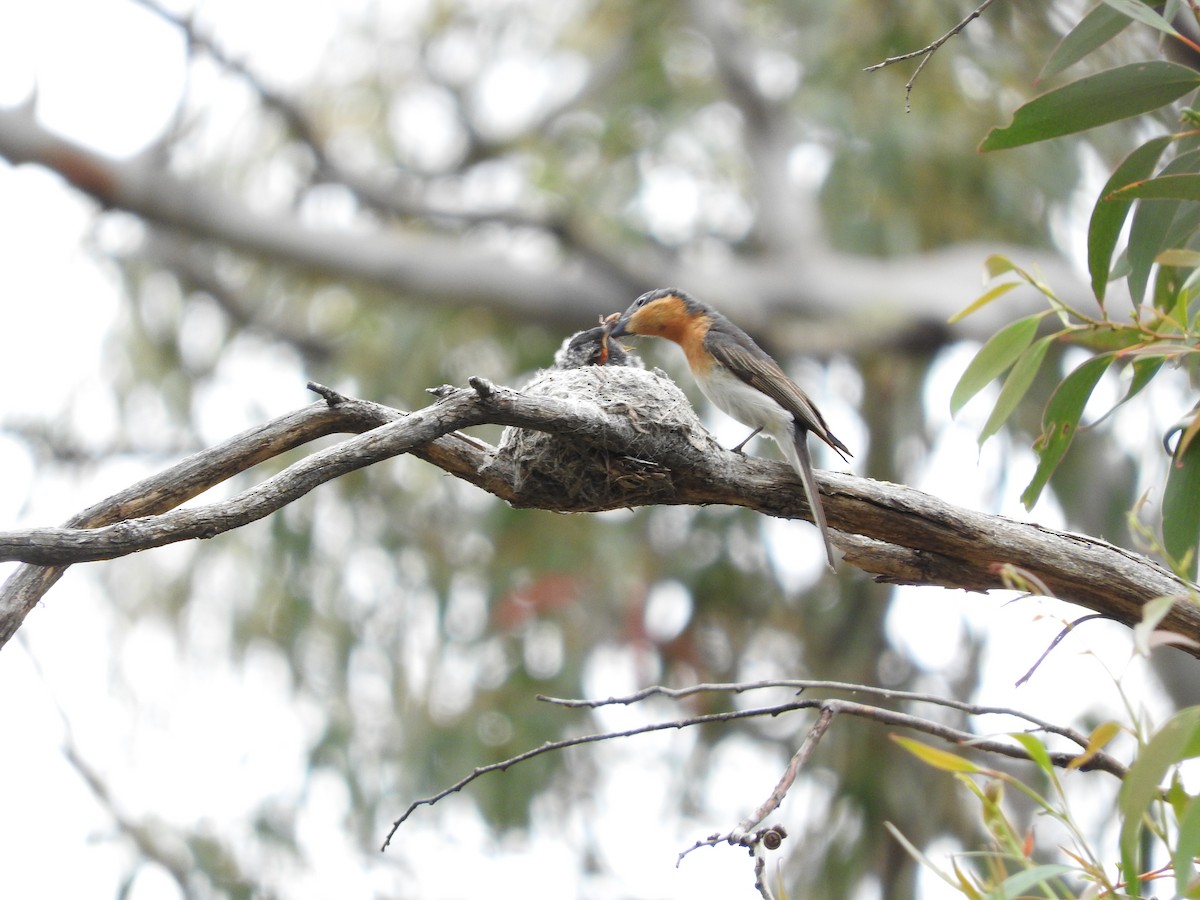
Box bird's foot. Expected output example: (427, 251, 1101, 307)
(730, 427, 763, 454)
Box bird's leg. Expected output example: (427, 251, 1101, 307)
(730, 427, 762, 454)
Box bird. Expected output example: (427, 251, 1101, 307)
(607, 288, 850, 570)
(553, 321, 643, 370)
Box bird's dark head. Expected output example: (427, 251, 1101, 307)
(553, 324, 642, 369)
(607, 288, 704, 342)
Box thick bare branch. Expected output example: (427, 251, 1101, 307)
(0, 107, 628, 329)
(0, 107, 1093, 341)
(139, 234, 336, 360)
(0, 388, 487, 648)
(1, 369, 1197, 655)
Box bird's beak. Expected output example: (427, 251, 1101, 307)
(604, 312, 630, 339)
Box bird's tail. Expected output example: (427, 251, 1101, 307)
(777, 429, 837, 572)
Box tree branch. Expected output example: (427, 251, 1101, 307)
(133, 0, 650, 293)
(0, 107, 628, 329)
(538, 679, 1108, 751)
(380, 697, 819, 852)
(0, 106, 1093, 340)
(864, 0, 1002, 112)
(1, 369, 1197, 655)
(384, 685, 1129, 852)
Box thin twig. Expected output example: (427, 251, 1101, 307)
(677, 707, 834, 876)
(864, 0, 1002, 112)
(380, 699, 814, 851)
(539, 679, 1099, 752)
(564, 686, 1132, 774)
(130, 0, 328, 162)
(383, 690, 1130, 850)
(754, 854, 774, 900)
(16, 635, 244, 898)
(678, 706, 836, 868)
(743, 705, 830, 832)
(132, 0, 649, 293)
(1015, 614, 1108, 687)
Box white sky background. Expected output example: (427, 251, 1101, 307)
(0, 2, 1190, 898)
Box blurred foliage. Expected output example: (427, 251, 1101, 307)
(951, 4, 1200, 579)
(17, 1, 1197, 898)
(893, 615, 1200, 899)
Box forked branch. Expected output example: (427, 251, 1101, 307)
(865, 0, 1001, 111)
(386, 679, 1131, 898)
(1, 372, 1197, 652)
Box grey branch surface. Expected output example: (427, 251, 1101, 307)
(1, 368, 1197, 654)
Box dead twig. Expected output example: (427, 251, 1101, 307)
(864, 0, 1002, 112)
(379, 698, 814, 851)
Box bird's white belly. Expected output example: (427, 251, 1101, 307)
(697, 365, 794, 437)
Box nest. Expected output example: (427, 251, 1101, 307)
(487, 364, 716, 512)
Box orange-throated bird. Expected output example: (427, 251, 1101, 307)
(608, 288, 851, 570)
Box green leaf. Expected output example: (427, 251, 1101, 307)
(1040, 3, 1132, 81)
(1021, 354, 1115, 509)
(1157, 248, 1200, 266)
(1010, 732, 1054, 775)
(891, 735, 981, 773)
(1110, 172, 1200, 200)
(1127, 355, 1167, 394)
(1059, 325, 1145, 351)
(1174, 795, 1200, 899)
(951, 314, 1044, 415)
(1089, 134, 1175, 302)
(1068, 720, 1123, 770)
(984, 254, 1025, 280)
(1087, 355, 1165, 424)
(1127, 147, 1200, 303)
(979, 335, 1054, 444)
(1164, 423, 1200, 579)
(1099, 0, 1181, 38)
(980, 62, 1200, 152)
(986, 864, 1075, 900)
(1119, 707, 1200, 898)
(949, 281, 1022, 325)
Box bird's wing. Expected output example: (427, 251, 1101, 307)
(705, 329, 851, 460)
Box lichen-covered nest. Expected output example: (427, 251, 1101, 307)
(486, 365, 718, 512)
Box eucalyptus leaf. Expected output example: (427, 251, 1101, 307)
(979, 335, 1054, 445)
(1022, 355, 1115, 509)
(1164, 428, 1200, 579)
(1119, 708, 1200, 898)
(1040, 3, 1132, 80)
(1089, 134, 1174, 302)
(981, 62, 1200, 152)
(951, 314, 1044, 415)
